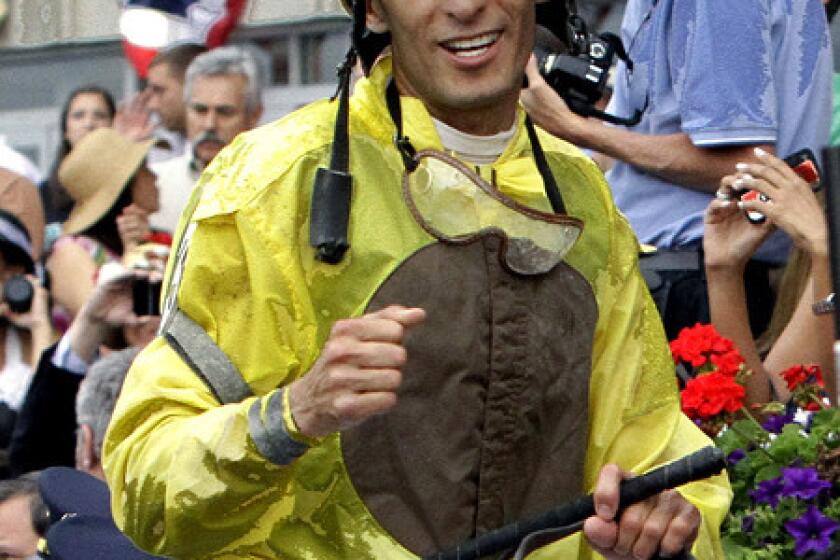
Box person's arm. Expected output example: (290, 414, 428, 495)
(8, 272, 140, 476)
(104, 197, 422, 557)
(764, 255, 836, 403)
(521, 58, 772, 193)
(702, 181, 775, 405)
(735, 151, 836, 403)
(46, 238, 97, 318)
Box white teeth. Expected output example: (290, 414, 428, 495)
(443, 33, 499, 52)
(456, 47, 490, 58)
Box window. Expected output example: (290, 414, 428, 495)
(256, 36, 291, 85)
(300, 31, 348, 85)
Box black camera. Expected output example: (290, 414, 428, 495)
(536, 3, 643, 126)
(132, 276, 162, 317)
(3, 275, 33, 314)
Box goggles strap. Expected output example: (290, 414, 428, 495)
(386, 79, 418, 172)
(525, 116, 567, 214)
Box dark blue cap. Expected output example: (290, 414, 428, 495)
(46, 516, 167, 560)
(38, 467, 111, 524)
(38, 468, 167, 559)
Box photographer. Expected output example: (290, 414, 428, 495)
(0, 195, 52, 462)
(9, 268, 159, 477)
(522, 0, 832, 342)
(704, 148, 837, 405)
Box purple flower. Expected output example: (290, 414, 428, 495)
(762, 412, 797, 434)
(781, 467, 832, 500)
(741, 514, 754, 534)
(784, 505, 840, 557)
(750, 476, 785, 508)
(728, 449, 747, 465)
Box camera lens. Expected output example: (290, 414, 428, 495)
(3, 275, 33, 313)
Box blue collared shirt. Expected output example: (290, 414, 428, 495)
(606, 0, 833, 263)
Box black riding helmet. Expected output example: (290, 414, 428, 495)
(338, 0, 576, 73)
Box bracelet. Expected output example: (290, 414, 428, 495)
(812, 293, 835, 315)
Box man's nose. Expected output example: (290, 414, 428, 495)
(203, 110, 218, 130)
(447, 0, 485, 22)
(145, 89, 160, 110)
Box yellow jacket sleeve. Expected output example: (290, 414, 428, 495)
(103, 198, 322, 557)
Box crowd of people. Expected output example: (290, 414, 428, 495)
(0, 44, 264, 557)
(0, 0, 836, 558)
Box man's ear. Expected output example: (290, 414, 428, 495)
(247, 105, 263, 129)
(76, 424, 98, 474)
(366, 0, 389, 34)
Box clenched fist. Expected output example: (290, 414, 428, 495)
(289, 305, 426, 438)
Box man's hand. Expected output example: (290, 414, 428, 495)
(521, 55, 588, 144)
(584, 465, 701, 560)
(289, 305, 426, 438)
(114, 90, 155, 143)
(117, 204, 151, 254)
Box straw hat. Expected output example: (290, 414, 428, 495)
(59, 128, 153, 235)
(0, 168, 44, 260)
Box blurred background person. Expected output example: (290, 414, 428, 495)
(0, 173, 51, 470)
(145, 43, 208, 164)
(704, 149, 836, 405)
(151, 46, 263, 234)
(41, 86, 116, 225)
(0, 471, 45, 559)
(0, 139, 42, 186)
(74, 347, 139, 481)
(46, 128, 156, 325)
(11, 268, 159, 476)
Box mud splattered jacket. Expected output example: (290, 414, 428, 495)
(103, 58, 731, 559)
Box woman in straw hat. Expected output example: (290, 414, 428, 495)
(42, 86, 116, 226)
(46, 128, 158, 325)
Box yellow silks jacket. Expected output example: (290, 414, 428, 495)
(103, 57, 731, 559)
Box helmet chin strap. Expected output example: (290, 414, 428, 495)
(352, 0, 391, 75)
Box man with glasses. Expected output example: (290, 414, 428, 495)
(104, 2, 731, 559)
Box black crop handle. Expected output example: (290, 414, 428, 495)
(424, 446, 726, 560)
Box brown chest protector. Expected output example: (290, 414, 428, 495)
(341, 235, 598, 556)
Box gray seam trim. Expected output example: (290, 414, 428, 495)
(165, 309, 253, 405)
(247, 388, 309, 465)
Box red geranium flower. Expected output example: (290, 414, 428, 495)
(681, 371, 746, 420)
(781, 364, 824, 392)
(670, 323, 738, 369)
(711, 349, 745, 377)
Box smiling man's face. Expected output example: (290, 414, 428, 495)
(368, 0, 535, 134)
